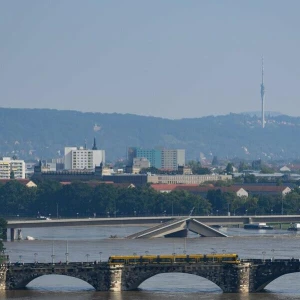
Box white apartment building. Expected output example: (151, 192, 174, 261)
(0, 157, 26, 179)
(64, 144, 105, 170)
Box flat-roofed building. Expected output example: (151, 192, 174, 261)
(147, 174, 232, 185)
(0, 157, 25, 179)
(128, 147, 185, 171)
(64, 138, 105, 170)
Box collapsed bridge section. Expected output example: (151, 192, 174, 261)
(126, 217, 228, 238)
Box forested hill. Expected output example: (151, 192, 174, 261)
(1, 107, 300, 162)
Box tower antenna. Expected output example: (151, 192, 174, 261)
(260, 56, 266, 128)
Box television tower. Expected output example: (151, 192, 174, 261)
(260, 57, 265, 128)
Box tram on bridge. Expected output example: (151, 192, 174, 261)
(108, 253, 240, 265)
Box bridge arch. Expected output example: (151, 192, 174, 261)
(123, 266, 228, 292)
(7, 272, 98, 290)
(255, 271, 300, 292)
(26, 274, 95, 290)
(138, 272, 222, 293)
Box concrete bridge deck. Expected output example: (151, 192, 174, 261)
(1, 258, 300, 293)
(126, 217, 228, 238)
(7, 215, 300, 229)
(6, 215, 300, 240)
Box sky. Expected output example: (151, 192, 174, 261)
(1, 0, 300, 119)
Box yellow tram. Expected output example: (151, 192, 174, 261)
(108, 253, 239, 265)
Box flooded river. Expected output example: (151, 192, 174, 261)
(2, 225, 300, 299)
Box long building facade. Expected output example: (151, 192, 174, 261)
(147, 174, 232, 185)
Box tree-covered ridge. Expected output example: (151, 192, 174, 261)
(1, 108, 300, 161)
(0, 180, 300, 218)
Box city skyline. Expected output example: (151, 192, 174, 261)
(1, 1, 300, 119)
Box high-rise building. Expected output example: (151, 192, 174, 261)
(64, 138, 105, 170)
(0, 157, 25, 179)
(128, 147, 185, 171)
(161, 149, 185, 170)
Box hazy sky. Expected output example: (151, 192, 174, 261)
(1, 1, 299, 119)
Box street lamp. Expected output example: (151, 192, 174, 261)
(34, 253, 38, 263)
(86, 254, 90, 263)
(211, 248, 216, 262)
(271, 249, 275, 261)
(76, 213, 79, 219)
(51, 241, 55, 264)
(172, 252, 176, 263)
(245, 209, 248, 216)
(19, 255, 22, 263)
(262, 251, 266, 262)
(271, 209, 273, 215)
(65, 240, 69, 265)
(99, 251, 102, 262)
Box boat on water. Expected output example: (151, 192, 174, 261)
(288, 223, 300, 231)
(244, 222, 273, 230)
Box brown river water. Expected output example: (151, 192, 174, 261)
(2, 225, 300, 300)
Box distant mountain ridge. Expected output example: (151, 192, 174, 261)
(0, 107, 300, 162)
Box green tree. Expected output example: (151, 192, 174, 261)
(260, 165, 275, 174)
(238, 161, 249, 172)
(187, 160, 211, 175)
(0, 218, 7, 254)
(0, 181, 30, 215)
(34, 180, 62, 217)
(243, 174, 257, 183)
(211, 156, 219, 166)
(225, 163, 234, 174)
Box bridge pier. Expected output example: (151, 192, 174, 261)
(10, 228, 15, 242)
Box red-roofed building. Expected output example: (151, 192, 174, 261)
(151, 184, 248, 197)
(234, 185, 291, 197)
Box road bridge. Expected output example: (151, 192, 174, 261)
(6, 215, 300, 240)
(1, 259, 300, 292)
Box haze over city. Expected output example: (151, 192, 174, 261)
(1, 0, 300, 119)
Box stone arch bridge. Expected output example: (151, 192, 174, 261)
(1, 259, 300, 293)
